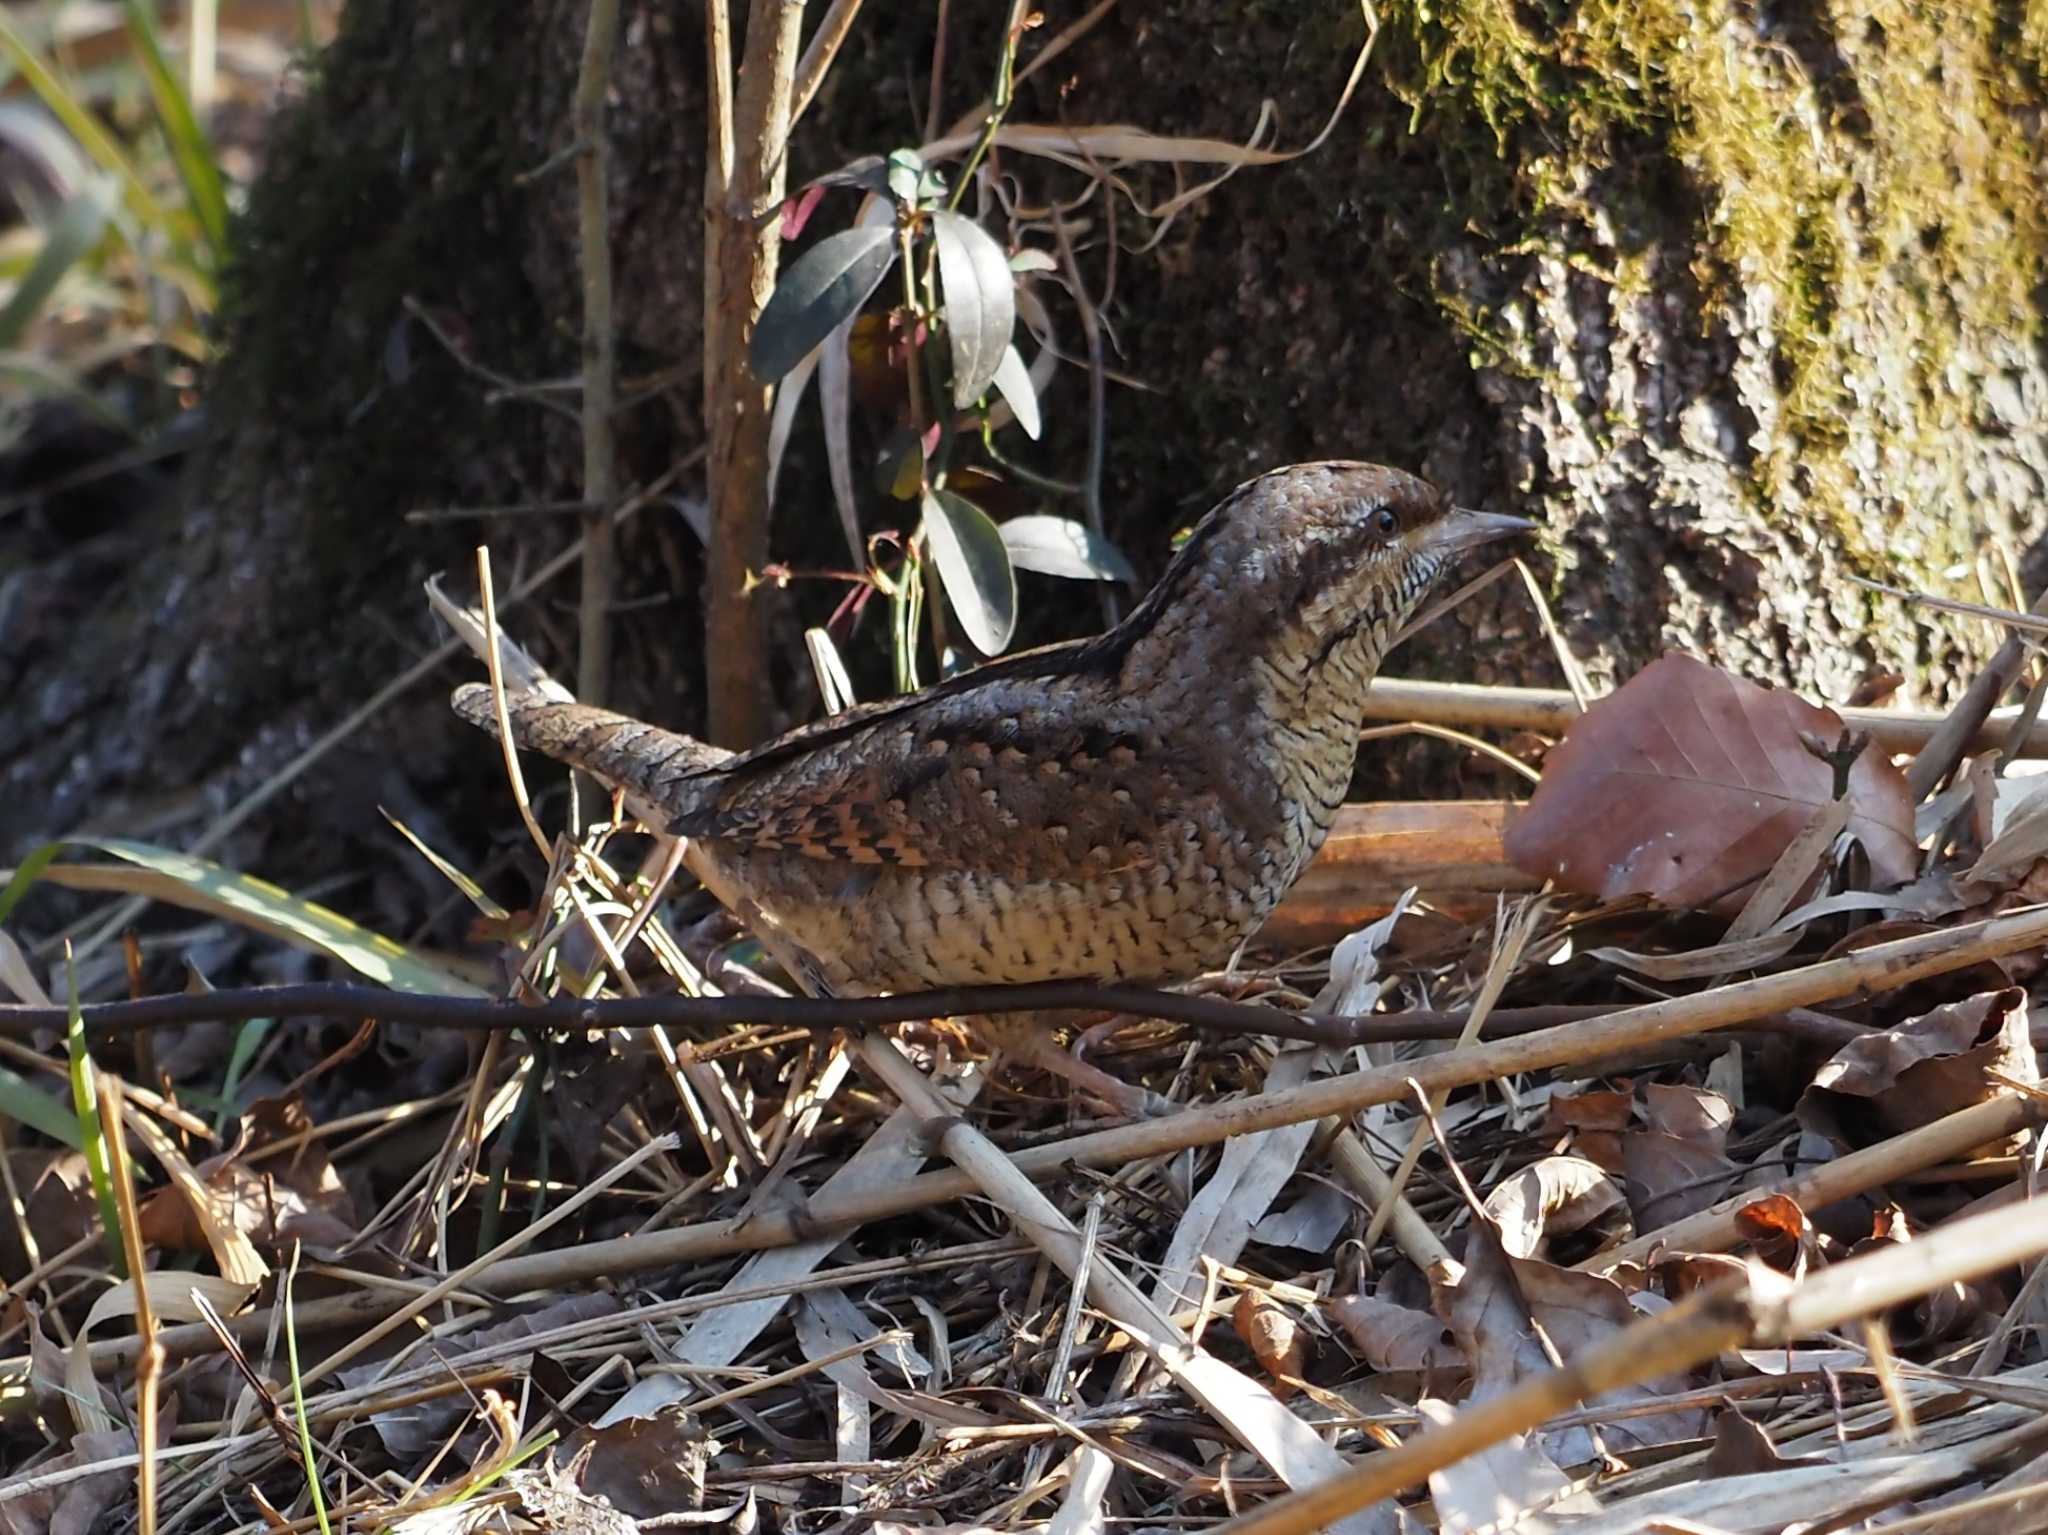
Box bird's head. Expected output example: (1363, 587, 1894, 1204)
(1120, 462, 1534, 686)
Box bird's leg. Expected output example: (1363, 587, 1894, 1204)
(979, 1009, 1176, 1119)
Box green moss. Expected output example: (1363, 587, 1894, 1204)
(1380, 0, 2048, 578)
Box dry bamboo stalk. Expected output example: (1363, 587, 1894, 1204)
(299, 1134, 677, 1386)
(1327, 1127, 1456, 1278)
(1359, 676, 2048, 760)
(1210, 1193, 2048, 1535)
(1580, 1092, 2043, 1274)
(95, 907, 2048, 1372)
(1262, 800, 1532, 941)
(849, 1034, 1382, 1532)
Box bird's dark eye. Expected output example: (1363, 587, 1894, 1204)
(1374, 506, 1400, 537)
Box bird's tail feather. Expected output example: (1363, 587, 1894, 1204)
(451, 685, 732, 824)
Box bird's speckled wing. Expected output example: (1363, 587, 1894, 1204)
(676, 666, 1257, 880)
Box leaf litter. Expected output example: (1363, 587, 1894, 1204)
(11, 635, 2048, 1534)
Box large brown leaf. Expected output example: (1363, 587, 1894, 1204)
(1504, 653, 1918, 910)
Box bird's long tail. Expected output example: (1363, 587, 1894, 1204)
(451, 685, 733, 826)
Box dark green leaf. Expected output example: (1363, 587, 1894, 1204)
(923, 488, 1018, 654)
(1000, 515, 1136, 583)
(930, 211, 1015, 408)
(808, 155, 891, 194)
(750, 226, 899, 385)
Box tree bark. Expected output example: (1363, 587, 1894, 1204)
(4, 0, 2044, 899)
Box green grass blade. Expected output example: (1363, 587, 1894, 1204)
(283, 1245, 335, 1535)
(0, 1063, 83, 1148)
(5, 837, 485, 996)
(214, 1016, 275, 1133)
(0, 14, 167, 236)
(0, 843, 61, 925)
(120, 0, 229, 260)
(65, 951, 125, 1279)
(0, 178, 117, 349)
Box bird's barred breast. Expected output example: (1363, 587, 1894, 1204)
(708, 817, 1302, 993)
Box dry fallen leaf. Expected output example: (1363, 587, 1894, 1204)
(1801, 988, 2036, 1142)
(1234, 1290, 1308, 1380)
(1504, 653, 1918, 911)
(1440, 1220, 1706, 1463)
(1483, 1155, 1628, 1257)
(1327, 1293, 1463, 1374)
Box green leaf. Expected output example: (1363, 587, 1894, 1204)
(5, 838, 483, 996)
(923, 488, 1017, 655)
(0, 1063, 81, 1148)
(989, 344, 1040, 440)
(885, 147, 945, 207)
(0, 842, 60, 925)
(929, 211, 1015, 408)
(0, 177, 115, 349)
(121, 0, 229, 261)
(216, 1016, 275, 1132)
(885, 148, 924, 204)
(750, 225, 899, 385)
(67, 956, 123, 1279)
(381, 809, 508, 921)
(1009, 248, 1058, 274)
(1000, 515, 1137, 583)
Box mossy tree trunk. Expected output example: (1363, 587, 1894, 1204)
(4, 0, 2044, 898)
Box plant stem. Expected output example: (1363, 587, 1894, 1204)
(945, 0, 1030, 212)
(703, 0, 812, 747)
(573, 0, 620, 710)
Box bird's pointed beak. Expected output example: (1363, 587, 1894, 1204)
(1415, 506, 1538, 556)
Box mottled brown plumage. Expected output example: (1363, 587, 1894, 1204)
(455, 462, 1529, 1043)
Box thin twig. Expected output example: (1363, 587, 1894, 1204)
(701, 0, 810, 747)
(477, 549, 552, 864)
(573, 0, 621, 709)
(789, 0, 864, 126)
(71, 905, 2048, 1375)
(1362, 898, 1543, 1248)
(1579, 1091, 2044, 1274)
(1905, 586, 2048, 800)
(301, 1133, 679, 1386)
(48, 460, 699, 965)
(1210, 1189, 2048, 1535)
(2, 982, 1617, 1044)
(1052, 209, 1115, 627)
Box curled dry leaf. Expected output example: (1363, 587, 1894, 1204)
(1233, 1290, 1308, 1380)
(139, 1094, 358, 1256)
(1733, 1193, 1818, 1277)
(1482, 1155, 1628, 1257)
(1801, 987, 2036, 1141)
(1504, 653, 1918, 912)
